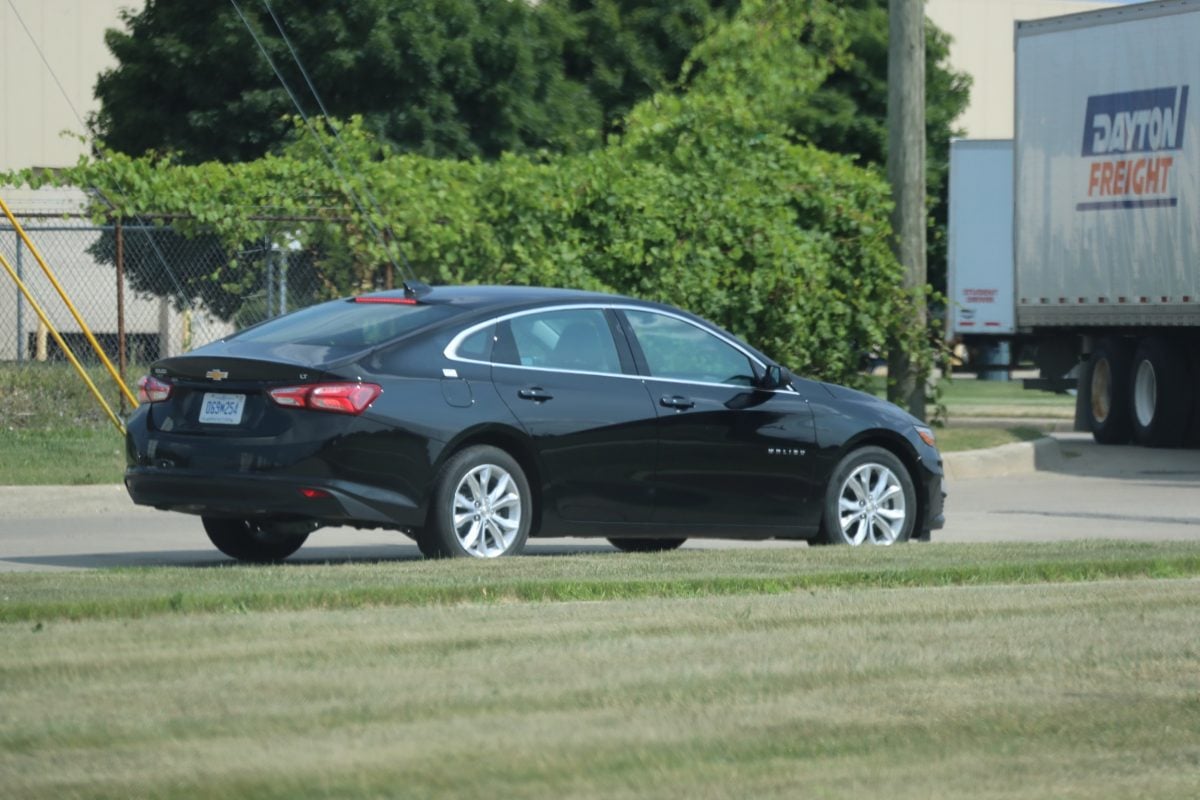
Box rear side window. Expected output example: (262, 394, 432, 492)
(496, 309, 623, 374)
(230, 299, 455, 357)
(456, 324, 495, 362)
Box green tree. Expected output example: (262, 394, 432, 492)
(786, 0, 970, 292)
(92, 0, 604, 162)
(92, 0, 739, 164)
(18, 0, 945, 389)
(550, 0, 738, 134)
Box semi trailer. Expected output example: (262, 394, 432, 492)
(949, 0, 1200, 447)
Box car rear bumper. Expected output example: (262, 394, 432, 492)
(124, 467, 425, 529)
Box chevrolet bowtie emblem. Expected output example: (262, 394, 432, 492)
(205, 369, 229, 381)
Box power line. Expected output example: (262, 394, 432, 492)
(5, 0, 192, 308)
(260, 0, 413, 280)
(229, 0, 416, 283)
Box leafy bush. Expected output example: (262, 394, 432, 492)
(8, 0, 931, 389)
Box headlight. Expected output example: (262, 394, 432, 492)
(915, 425, 937, 447)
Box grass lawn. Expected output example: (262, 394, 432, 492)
(938, 378, 1075, 418)
(0, 426, 125, 485)
(0, 361, 138, 429)
(0, 362, 130, 484)
(2, 543, 1199, 799)
(933, 425, 1046, 452)
(867, 375, 1076, 418)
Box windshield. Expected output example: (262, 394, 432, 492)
(226, 299, 456, 359)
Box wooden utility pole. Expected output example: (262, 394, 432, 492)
(886, 0, 927, 420)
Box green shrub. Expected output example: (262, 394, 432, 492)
(9, 0, 930, 389)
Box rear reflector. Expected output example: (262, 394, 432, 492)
(299, 487, 331, 499)
(268, 382, 382, 415)
(354, 296, 417, 305)
(136, 375, 172, 403)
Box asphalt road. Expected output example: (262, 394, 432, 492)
(0, 433, 1196, 572)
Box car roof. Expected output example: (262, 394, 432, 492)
(362, 284, 634, 311)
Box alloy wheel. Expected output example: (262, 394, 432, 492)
(837, 462, 907, 545)
(451, 463, 523, 558)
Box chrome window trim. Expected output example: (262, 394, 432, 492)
(442, 303, 798, 394)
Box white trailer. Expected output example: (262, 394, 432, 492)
(1012, 0, 1200, 445)
(949, 139, 1015, 337)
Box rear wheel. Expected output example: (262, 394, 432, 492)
(819, 446, 916, 546)
(607, 538, 687, 553)
(419, 445, 531, 559)
(1086, 338, 1134, 444)
(1130, 337, 1193, 447)
(202, 517, 311, 563)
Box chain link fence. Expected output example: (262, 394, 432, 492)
(1, 215, 325, 372)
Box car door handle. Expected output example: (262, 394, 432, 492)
(660, 395, 695, 410)
(518, 387, 554, 402)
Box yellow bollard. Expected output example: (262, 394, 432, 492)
(0, 195, 138, 409)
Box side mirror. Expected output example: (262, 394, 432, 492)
(760, 365, 792, 390)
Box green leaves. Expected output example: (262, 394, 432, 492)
(3, 0, 944, 388)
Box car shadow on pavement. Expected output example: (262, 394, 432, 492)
(1, 542, 621, 570)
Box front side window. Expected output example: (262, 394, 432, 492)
(625, 310, 755, 386)
(497, 309, 622, 374)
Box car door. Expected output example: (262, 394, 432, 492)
(618, 308, 820, 529)
(488, 306, 658, 525)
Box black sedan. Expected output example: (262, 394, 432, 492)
(124, 284, 945, 561)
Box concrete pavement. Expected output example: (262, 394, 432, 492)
(1, 433, 1196, 571)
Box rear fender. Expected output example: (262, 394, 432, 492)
(429, 423, 544, 535)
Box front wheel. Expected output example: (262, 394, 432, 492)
(419, 445, 531, 559)
(202, 517, 311, 562)
(819, 446, 916, 546)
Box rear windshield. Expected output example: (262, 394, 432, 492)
(228, 299, 456, 357)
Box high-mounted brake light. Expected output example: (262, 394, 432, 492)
(268, 382, 382, 415)
(353, 296, 417, 305)
(136, 375, 172, 403)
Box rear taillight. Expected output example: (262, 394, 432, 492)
(136, 375, 172, 403)
(267, 382, 382, 415)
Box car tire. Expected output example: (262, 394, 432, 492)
(819, 446, 916, 546)
(607, 537, 687, 553)
(420, 445, 531, 559)
(1129, 337, 1193, 448)
(202, 517, 310, 563)
(1087, 337, 1134, 444)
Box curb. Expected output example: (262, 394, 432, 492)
(942, 436, 1062, 481)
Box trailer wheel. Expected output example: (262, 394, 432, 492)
(1087, 338, 1133, 445)
(1130, 337, 1193, 448)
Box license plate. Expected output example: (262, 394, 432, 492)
(198, 393, 246, 425)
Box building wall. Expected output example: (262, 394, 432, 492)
(0, 0, 130, 173)
(0, 4, 237, 362)
(926, 0, 1120, 139)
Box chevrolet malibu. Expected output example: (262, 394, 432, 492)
(124, 284, 945, 561)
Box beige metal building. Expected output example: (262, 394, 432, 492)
(926, 0, 1120, 138)
(1, 0, 129, 173)
(1, 1, 231, 362)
